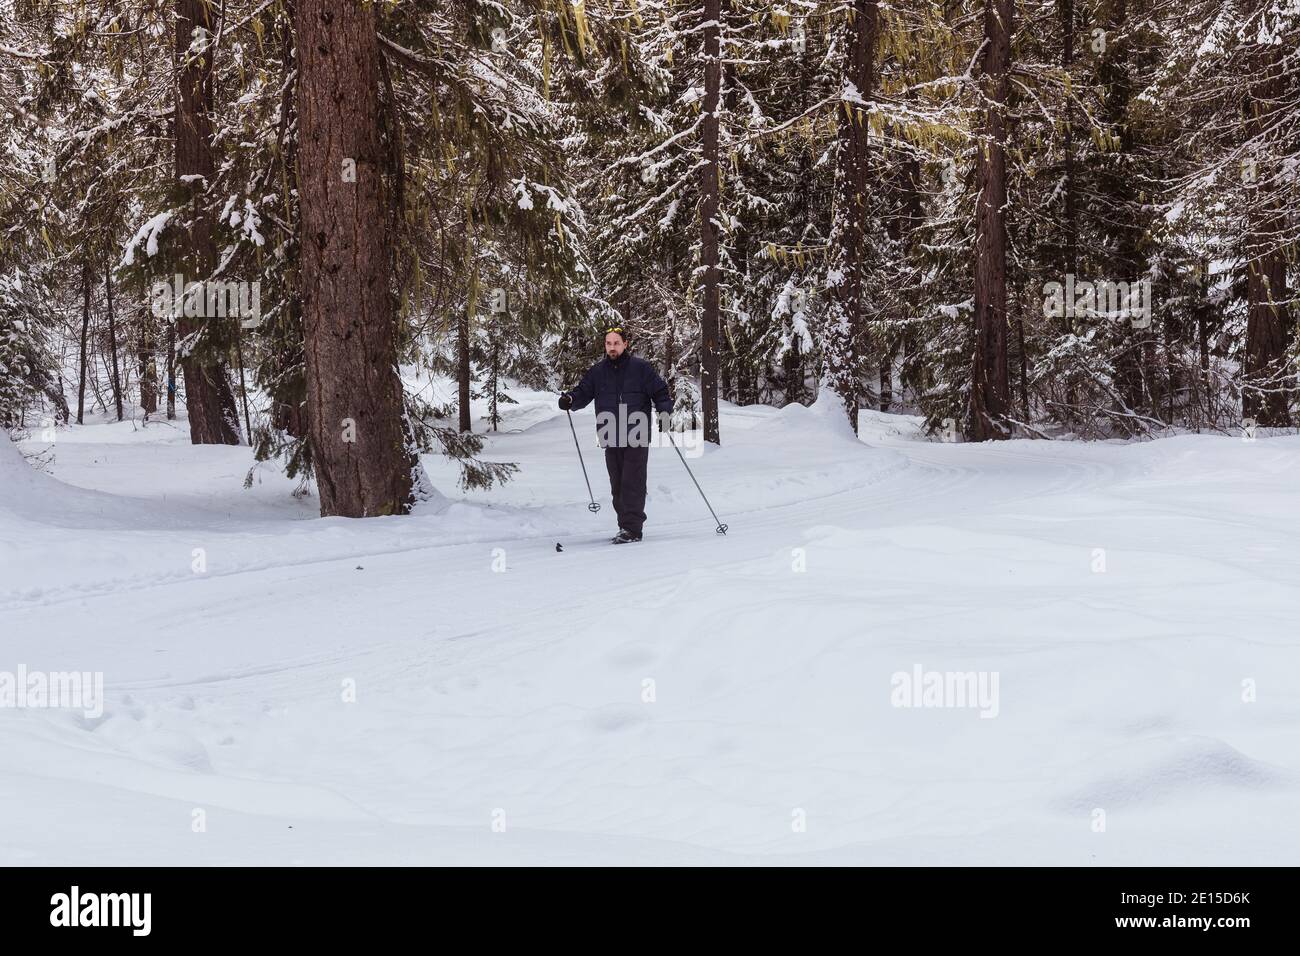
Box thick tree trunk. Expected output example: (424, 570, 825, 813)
(76, 261, 90, 425)
(296, 0, 417, 517)
(1244, 245, 1290, 427)
(698, 0, 722, 445)
(104, 250, 123, 421)
(828, 0, 878, 434)
(176, 0, 241, 444)
(1242, 40, 1291, 427)
(969, 0, 1013, 441)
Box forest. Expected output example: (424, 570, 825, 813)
(2, 0, 1297, 517)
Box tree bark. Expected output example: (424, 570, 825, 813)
(1242, 39, 1291, 427)
(828, 0, 878, 434)
(457, 307, 472, 433)
(786, 44, 814, 410)
(1057, 0, 1079, 419)
(698, 0, 722, 444)
(1017, 286, 1030, 420)
(882, 145, 920, 412)
(898, 155, 923, 399)
(76, 261, 90, 425)
(1059, 0, 1077, 293)
(138, 308, 158, 415)
(1196, 260, 1212, 425)
(1096, 0, 1146, 422)
(296, 0, 417, 516)
(104, 248, 124, 421)
(176, 0, 241, 444)
(234, 326, 252, 442)
(969, 0, 1013, 441)
(165, 320, 177, 420)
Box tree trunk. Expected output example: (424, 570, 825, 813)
(698, 0, 722, 445)
(457, 307, 472, 433)
(104, 249, 123, 421)
(234, 327, 253, 442)
(827, 0, 878, 434)
(176, 0, 241, 444)
(1058, 0, 1079, 420)
(1017, 287, 1030, 420)
(879, 356, 892, 411)
(1242, 40, 1291, 427)
(165, 321, 177, 420)
(1195, 259, 1211, 426)
(1059, 0, 1077, 294)
(881, 144, 920, 413)
(1095, 0, 1146, 423)
(296, 0, 417, 517)
(138, 308, 158, 415)
(76, 261, 90, 425)
(782, 338, 805, 406)
(969, 0, 1013, 441)
(664, 319, 676, 398)
(898, 156, 923, 400)
(790, 39, 812, 411)
(488, 338, 500, 432)
(719, 328, 732, 404)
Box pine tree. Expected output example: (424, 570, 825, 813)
(295, 0, 420, 517)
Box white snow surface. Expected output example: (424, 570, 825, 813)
(2, 389, 1299, 865)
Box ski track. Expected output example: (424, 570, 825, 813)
(4, 404, 1300, 865)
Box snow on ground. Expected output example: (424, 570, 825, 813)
(2, 387, 1299, 865)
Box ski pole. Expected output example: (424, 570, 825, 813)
(566, 410, 601, 513)
(664, 429, 728, 535)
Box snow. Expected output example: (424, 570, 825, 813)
(240, 198, 265, 247)
(120, 212, 173, 266)
(3, 391, 1300, 864)
(513, 180, 534, 211)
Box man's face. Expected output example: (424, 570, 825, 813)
(605, 331, 627, 359)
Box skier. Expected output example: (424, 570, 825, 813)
(559, 326, 673, 543)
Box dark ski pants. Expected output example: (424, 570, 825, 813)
(604, 444, 649, 535)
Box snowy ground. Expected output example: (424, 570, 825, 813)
(3, 386, 1299, 865)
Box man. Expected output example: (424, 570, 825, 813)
(559, 326, 673, 543)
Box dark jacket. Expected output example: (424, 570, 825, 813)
(564, 353, 673, 442)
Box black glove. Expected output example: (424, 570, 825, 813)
(657, 411, 671, 432)
(558, 393, 573, 411)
